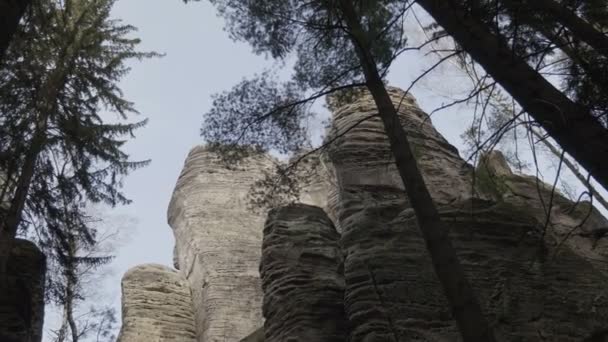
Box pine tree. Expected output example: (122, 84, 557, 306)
(0, 0, 157, 282)
(193, 0, 495, 339)
(44, 199, 117, 342)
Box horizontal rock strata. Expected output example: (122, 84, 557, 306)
(168, 146, 273, 341)
(328, 88, 608, 341)
(117, 264, 196, 342)
(326, 87, 474, 214)
(261, 204, 346, 342)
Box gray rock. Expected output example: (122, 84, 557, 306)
(261, 204, 346, 342)
(327, 88, 608, 341)
(326, 87, 474, 211)
(0, 239, 46, 342)
(167, 146, 273, 341)
(115, 87, 608, 342)
(117, 264, 196, 342)
(477, 151, 608, 269)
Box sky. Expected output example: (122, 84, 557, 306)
(42, 0, 600, 340)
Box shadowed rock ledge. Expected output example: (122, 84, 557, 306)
(261, 204, 346, 342)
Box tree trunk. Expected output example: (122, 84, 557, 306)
(0, 0, 31, 62)
(415, 0, 608, 192)
(516, 0, 608, 58)
(339, 2, 496, 341)
(0, 128, 46, 281)
(501, 0, 608, 94)
(0, 61, 70, 280)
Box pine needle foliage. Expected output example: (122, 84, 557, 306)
(0, 0, 158, 241)
(0, 0, 158, 321)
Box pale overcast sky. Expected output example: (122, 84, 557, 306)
(43, 0, 595, 340)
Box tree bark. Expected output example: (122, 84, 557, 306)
(0, 0, 31, 62)
(339, 2, 496, 341)
(415, 0, 608, 192)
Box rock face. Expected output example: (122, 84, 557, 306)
(167, 146, 273, 341)
(260, 204, 346, 342)
(117, 87, 608, 342)
(325, 88, 608, 341)
(326, 87, 474, 340)
(326, 87, 474, 211)
(118, 264, 196, 342)
(0, 239, 46, 342)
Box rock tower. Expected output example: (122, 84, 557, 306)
(118, 87, 608, 341)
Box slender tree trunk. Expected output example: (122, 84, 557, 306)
(0, 127, 46, 282)
(0, 0, 31, 62)
(415, 0, 608, 192)
(67, 285, 79, 342)
(339, 2, 496, 341)
(530, 128, 608, 212)
(0, 63, 68, 280)
(55, 305, 70, 342)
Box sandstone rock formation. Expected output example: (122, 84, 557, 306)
(117, 87, 608, 342)
(325, 88, 474, 340)
(326, 87, 474, 210)
(260, 204, 346, 342)
(325, 88, 608, 341)
(118, 264, 196, 342)
(167, 146, 274, 341)
(0, 239, 46, 342)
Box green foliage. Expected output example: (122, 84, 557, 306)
(0, 0, 156, 231)
(193, 0, 409, 162)
(0, 0, 156, 332)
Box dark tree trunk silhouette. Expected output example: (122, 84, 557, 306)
(500, 0, 608, 94)
(339, 1, 496, 341)
(512, 0, 608, 58)
(0, 0, 31, 62)
(416, 0, 608, 191)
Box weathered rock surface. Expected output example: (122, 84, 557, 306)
(326, 87, 474, 213)
(261, 204, 346, 342)
(117, 264, 196, 342)
(168, 146, 273, 341)
(116, 87, 608, 342)
(292, 151, 339, 225)
(326, 88, 471, 340)
(328, 89, 608, 341)
(478, 151, 608, 269)
(0, 239, 46, 342)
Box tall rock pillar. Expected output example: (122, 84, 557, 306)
(260, 204, 346, 342)
(168, 146, 273, 341)
(327, 87, 608, 341)
(326, 88, 474, 340)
